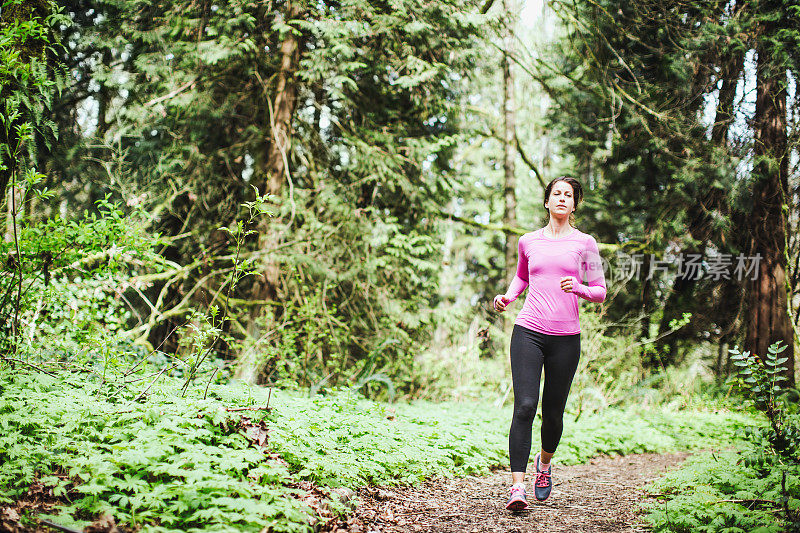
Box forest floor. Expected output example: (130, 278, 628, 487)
(2, 452, 689, 533)
(327, 452, 689, 533)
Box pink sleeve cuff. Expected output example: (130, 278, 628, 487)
(572, 280, 607, 303)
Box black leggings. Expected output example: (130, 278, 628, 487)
(509, 324, 581, 472)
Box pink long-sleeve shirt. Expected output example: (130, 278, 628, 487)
(498, 228, 607, 335)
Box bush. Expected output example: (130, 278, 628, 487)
(1, 199, 157, 356)
(643, 341, 800, 532)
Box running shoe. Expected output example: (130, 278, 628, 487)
(533, 453, 552, 501)
(505, 484, 530, 511)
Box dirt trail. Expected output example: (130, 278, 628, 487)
(331, 452, 688, 533)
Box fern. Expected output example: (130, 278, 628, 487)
(642, 341, 800, 532)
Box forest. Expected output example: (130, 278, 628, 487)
(0, 0, 799, 531)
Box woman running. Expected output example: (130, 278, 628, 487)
(493, 176, 606, 510)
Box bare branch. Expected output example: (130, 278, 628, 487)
(514, 130, 547, 189)
(144, 79, 197, 108)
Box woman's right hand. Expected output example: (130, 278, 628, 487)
(493, 295, 510, 312)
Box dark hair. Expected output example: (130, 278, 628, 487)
(543, 176, 583, 226)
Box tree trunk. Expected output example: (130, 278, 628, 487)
(236, 3, 302, 383)
(745, 7, 795, 386)
(263, 8, 301, 201)
(502, 0, 517, 333)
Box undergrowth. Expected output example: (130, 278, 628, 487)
(645, 451, 797, 533)
(268, 391, 756, 489)
(0, 363, 758, 532)
(643, 341, 800, 532)
(0, 369, 311, 532)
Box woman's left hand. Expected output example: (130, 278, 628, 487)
(560, 276, 576, 293)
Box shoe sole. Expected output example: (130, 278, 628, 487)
(505, 499, 530, 511)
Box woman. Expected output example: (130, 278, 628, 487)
(493, 176, 606, 510)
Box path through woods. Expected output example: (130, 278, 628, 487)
(328, 452, 688, 532)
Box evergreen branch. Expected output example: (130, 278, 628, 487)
(609, 78, 667, 123)
(546, 5, 669, 126)
(498, 45, 596, 125)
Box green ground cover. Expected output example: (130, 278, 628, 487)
(644, 450, 799, 533)
(0, 367, 756, 532)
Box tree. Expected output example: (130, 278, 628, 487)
(0, 0, 61, 347)
(45, 0, 488, 391)
(744, 0, 795, 385)
(0, 0, 57, 209)
(501, 0, 518, 332)
(538, 0, 797, 374)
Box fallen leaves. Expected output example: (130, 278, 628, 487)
(239, 416, 270, 447)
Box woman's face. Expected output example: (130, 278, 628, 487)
(545, 180, 575, 217)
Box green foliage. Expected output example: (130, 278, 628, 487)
(730, 343, 791, 413)
(560, 310, 723, 414)
(570, 309, 649, 411)
(0, 0, 68, 354)
(0, 369, 314, 532)
(1, 199, 157, 354)
(645, 451, 796, 533)
(643, 341, 800, 532)
(0, 360, 756, 531)
(729, 341, 800, 464)
(176, 189, 274, 394)
(409, 307, 727, 408)
(0, 0, 65, 159)
(267, 390, 508, 488)
(254, 286, 351, 390)
(410, 315, 509, 402)
(541, 0, 766, 363)
(26, 273, 131, 348)
(41, 0, 488, 389)
(267, 388, 754, 488)
(730, 341, 800, 527)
